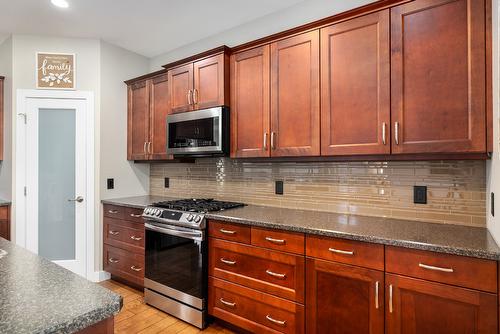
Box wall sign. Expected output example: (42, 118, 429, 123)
(36, 53, 75, 89)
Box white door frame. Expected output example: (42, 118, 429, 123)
(15, 89, 95, 280)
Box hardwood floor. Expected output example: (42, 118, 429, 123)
(99, 280, 235, 334)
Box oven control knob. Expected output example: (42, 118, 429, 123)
(194, 215, 202, 223)
(145, 208, 151, 215)
(187, 214, 194, 222)
(155, 210, 162, 217)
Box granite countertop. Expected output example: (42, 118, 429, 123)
(0, 238, 122, 334)
(102, 196, 500, 261)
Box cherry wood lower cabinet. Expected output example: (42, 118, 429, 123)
(306, 258, 384, 334)
(0, 205, 10, 240)
(386, 274, 497, 334)
(103, 204, 144, 287)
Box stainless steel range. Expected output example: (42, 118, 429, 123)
(142, 198, 245, 329)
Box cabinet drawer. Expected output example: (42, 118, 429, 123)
(125, 207, 145, 223)
(103, 244, 144, 286)
(386, 246, 497, 293)
(103, 217, 144, 253)
(0, 206, 9, 220)
(208, 220, 251, 244)
(306, 235, 384, 270)
(209, 277, 305, 334)
(252, 227, 304, 255)
(103, 204, 125, 220)
(209, 238, 305, 303)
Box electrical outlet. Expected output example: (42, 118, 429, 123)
(275, 180, 284, 195)
(164, 177, 170, 188)
(414, 186, 427, 204)
(107, 178, 114, 190)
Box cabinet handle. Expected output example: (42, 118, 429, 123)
(270, 132, 276, 150)
(193, 88, 198, 104)
(108, 258, 119, 263)
(108, 230, 119, 236)
(219, 228, 236, 235)
(148, 142, 152, 154)
(263, 133, 268, 150)
(219, 298, 236, 308)
(265, 236, 286, 245)
(143, 142, 147, 154)
(382, 122, 387, 145)
(389, 284, 393, 313)
(187, 89, 193, 105)
(108, 210, 119, 214)
(266, 269, 286, 279)
(130, 266, 142, 272)
(130, 236, 142, 241)
(130, 213, 142, 218)
(394, 122, 400, 145)
(266, 315, 286, 327)
(220, 258, 236, 266)
(375, 281, 379, 309)
(328, 248, 354, 255)
(419, 263, 454, 273)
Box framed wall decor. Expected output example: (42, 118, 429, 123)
(36, 53, 75, 89)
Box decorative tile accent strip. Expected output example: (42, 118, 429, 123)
(150, 159, 486, 227)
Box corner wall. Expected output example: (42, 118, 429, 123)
(0, 37, 13, 202)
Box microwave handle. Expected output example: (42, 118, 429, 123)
(145, 222, 204, 241)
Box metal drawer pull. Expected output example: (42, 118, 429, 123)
(266, 315, 286, 327)
(375, 281, 379, 309)
(419, 263, 454, 273)
(328, 248, 354, 255)
(219, 298, 236, 308)
(130, 236, 142, 241)
(130, 213, 142, 218)
(389, 284, 393, 313)
(130, 266, 142, 272)
(108, 210, 119, 214)
(219, 228, 236, 235)
(265, 237, 286, 245)
(108, 258, 119, 263)
(266, 269, 286, 279)
(220, 258, 236, 265)
(109, 230, 119, 235)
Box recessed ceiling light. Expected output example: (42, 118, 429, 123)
(51, 0, 69, 8)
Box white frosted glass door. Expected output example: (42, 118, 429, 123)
(24, 98, 87, 277)
(38, 109, 76, 260)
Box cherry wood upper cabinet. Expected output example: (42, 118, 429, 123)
(321, 11, 390, 156)
(168, 63, 193, 114)
(127, 80, 150, 161)
(391, 0, 486, 154)
(386, 274, 497, 334)
(149, 73, 171, 160)
(230, 45, 271, 158)
(306, 259, 384, 334)
(194, 53, 228, 110)
(270, 31, 320, 157)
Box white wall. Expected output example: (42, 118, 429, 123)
(487, 0, 500, 242)
(150, 0, 373, 70)
(0, 37, 13, 202)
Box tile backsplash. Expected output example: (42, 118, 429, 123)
(150, 159, 486, 227)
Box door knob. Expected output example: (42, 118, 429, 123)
(68, 196, 84, 203)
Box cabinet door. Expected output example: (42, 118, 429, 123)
(391, 0, 486, 154)
(321, 11, 390, 156)
(168, 63, 193, 113)
(230, 46, 271, 158)
(194, 53, 227, 110)
(0, 221, 9, 241)
(149, 73, 172, 160)
(306, 258, 384, 334)
(386, 274, 497, 334)
(127, 80, 150, 161)
(270, 31, 320, 157)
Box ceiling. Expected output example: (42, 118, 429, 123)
(0, 0, 374, 58)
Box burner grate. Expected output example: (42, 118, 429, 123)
(152, 198, 245, 213)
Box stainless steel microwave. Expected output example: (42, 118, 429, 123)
(166, 106, 229, 156)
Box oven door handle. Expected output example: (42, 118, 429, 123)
(145, 222, 204, 241)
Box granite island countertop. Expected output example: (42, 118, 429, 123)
(102, 196, 500, 261)
(0, 238, 122, 334)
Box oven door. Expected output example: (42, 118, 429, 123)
(167, 106, 229, 156)
(144, 221, 207, 310)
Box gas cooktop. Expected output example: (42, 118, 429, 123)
(152, 198, 245, 213)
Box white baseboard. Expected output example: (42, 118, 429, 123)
(88, 270, 111, 282)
